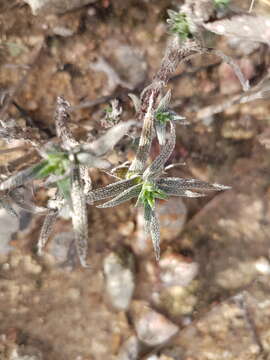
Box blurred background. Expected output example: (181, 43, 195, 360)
(1, 0, 270, 359)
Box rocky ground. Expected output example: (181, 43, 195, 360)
(1, 0, 270, 359)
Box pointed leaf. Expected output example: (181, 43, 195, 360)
(97, 183, 142, 208)
(44, 170, 71, 187)
(157, 90, 171, 112)
(0, 196, 18, 218)
(157, 177, 231, 191)
(158, 184, 206, 197)
(57, 177, 72, 204)
(9, 188, 48, 214)
(155, 122, 166, 146)
(204, 14, 270, 45)
(204, 48, 249, 92)
(55, 96, 78, 149)
(87, 177, 140, 203)
(142, 204, 152, 238)
(0, 161, 47, 191)
(110, 162, 130, 179)
(129, 93, 155, 173)
(80, 165, 92, 194)
(76, 151, 110, 168)
(128, 93, 141, 113)
(143, 121, 176, 179)
(70, 166, 89, 268)
(83, 120, 135, 157)
(37, 209, 58, 256)
(149, 209, 161, 261)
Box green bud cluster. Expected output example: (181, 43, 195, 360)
(167, 11, 191, 40)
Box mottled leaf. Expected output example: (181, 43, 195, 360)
(87, 177, 140, 203)
(55, 96, 78, 149)
(70, 166, 89, 268)
(157, 90, 171, 112)
(204, 48, 249, 91)
(80, 165, 92, 194)
(128, 93, 141, 113)
(83, 120, 135, 157)
(158, 185, 206, 197)
(0, 196, 18, 218)
(110, 161, 131, 180)
(10, 188, 48, 214)
(104, 99, 122, 126)
(149, 209, 161, 261)
(0, 161, 47, 191)
(97, 184, 142, 208)
(143, 121, 176, 179)
(204, 14, 270, 45)
(76, 151, 110, 168)
(155, 122, 166, 146)
(157, 177, 231, 191)
(37, 209, 58, 255)
(129, 93, 155, 173)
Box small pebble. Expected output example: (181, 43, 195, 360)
(159, 253, 199, 287)
(103, 251, 135, 311)
(131, 300, 179, 346)
(118, 335, 141, 360)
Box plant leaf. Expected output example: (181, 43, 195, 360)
(37, 209, 58, 255)
(57, 177, 72, 203)
(83, 120, 135, 157)
(70, 166, 89, 268)
(128, 93, 141, 113)
(149, 209, 161, 261)
(158, 184, 206, 197)
(0, 161, 47, 191)
(97, 183, 142, 208)
(157, 177, 231, 191)
(204, 48, 249, 92)
(129, 93, 155, 173)
(9, 188, 48, 214)
(76, 152, 110, 168)
(55, 96, 78, 149)
(80, 165, 92, 194)
(0, 196, 18, 218)
(87, 177, 140, 203)
(157, 90, 171, 112)
(155, 122, 167, 146)
(203, 14, 270, 45)
(143, 121, 176, 179)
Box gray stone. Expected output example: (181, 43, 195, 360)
(48, 231, 75, 264)
(103, 251, 135, 311)
(24, 0, 97, 15)
(171, 277, 270, 359)
(131, 300, 179, 346)
(118, 335, 141, 360)
(0, 209, 19, 255)
(159, 253, 198, 288)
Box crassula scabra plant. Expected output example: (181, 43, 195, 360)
(0, 97, 134, 267)
(1, 0, 253, 265)
(88, 94, 229, 260)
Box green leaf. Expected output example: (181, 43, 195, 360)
(167, 11, 191, 39)
(137, 181, 168, 209)
(214, 0, 230, 8)
(34, 152, 69, 178)
(155, 110, 172, 125)
(57, 177, 71, 202)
